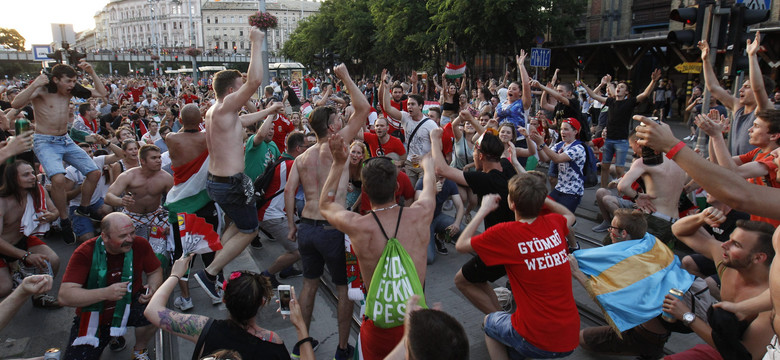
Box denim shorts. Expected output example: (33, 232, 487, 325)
(297, 220, 347, 285)
(484, 311, 574, 359)
(206, 173, 259, 233)
(33, 133, 99, 177)
(550, 189, 582, 214)
(602, 138, 629, 167)
(260, 217, 298, 252)
(69, 198, 104, 237)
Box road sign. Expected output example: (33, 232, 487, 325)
(674, 62, 703, 74)
(32, 45, 52, 61)
(530, 48, 551, 68)
(737, 0, 771, 10)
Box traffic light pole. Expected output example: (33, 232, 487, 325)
(694, 4, 724, 157)
(259, 0, 270, 90)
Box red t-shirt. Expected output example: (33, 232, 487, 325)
(441, 122, 454, 157)
(738, 148, 780, 226)
(129, 86, 145, 103)
(62, 236, 161, 324)
(181, 94, 199, 104)
(592, 137, 605, 162)
(359, 171, 415, 213)
(363, 132, 406, 158)
(471, 214, 579, 352)
(272, 114, 295, 153)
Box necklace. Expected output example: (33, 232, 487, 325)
(182, 128, 200, 133)
(372, 203, 399, 212)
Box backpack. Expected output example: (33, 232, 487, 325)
(253, 156, 289, 209)
(568, 140, 599, 188)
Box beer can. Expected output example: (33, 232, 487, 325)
(14, 118, 30, 135)
(44, 348, 61, 360)
(662, 288, 684, 322)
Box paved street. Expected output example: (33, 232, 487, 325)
(0, 117, 707, 359)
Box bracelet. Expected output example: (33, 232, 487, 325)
(538, 143, 546, 149)
(20, 251, 31, 263)
(632, 193, 640, 201)
(666, 141, 686, 159)
(169, 275, 181, 281)
(295, 337, 313, 349)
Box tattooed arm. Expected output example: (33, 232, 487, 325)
(144, 254, 207, 343)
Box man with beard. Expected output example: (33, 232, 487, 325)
(358, 116, 406, 162)
(666, 218, 775, 359)
(105, 145, 173, 259)
(11, 62, 107, 244)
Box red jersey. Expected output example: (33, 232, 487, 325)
(359, 171, 415, 213)
(181, 94, 199, 104)
(441, 122, 455, 157)
(738, 148, 780, 226)
(363, 132, 406, 158)
(272, 114, 295, 153)
(471, 214, 579, 352)
(129, 86, 145, 103)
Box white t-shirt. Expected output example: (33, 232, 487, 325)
(400, 111, 438, 157)
(65, 155, 110, 207)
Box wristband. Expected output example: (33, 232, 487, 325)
(21, 251, 31, 263)
(666, 141, 685, 159)
(169, 275, 181, 281)
(295, 337, 313, 349)
(538, 143, 546, 149)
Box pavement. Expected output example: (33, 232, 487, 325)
(0, 116, 708, 359)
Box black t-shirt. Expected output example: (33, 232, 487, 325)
(284, 87, 300, 106)
(199, 319, 291, 360)
(554, 97, 590, 142)
(703, 209, 750, 243)
(0, 100, 10, 110)
(463, 158, 517, 228)
(604, 97, 638, 140)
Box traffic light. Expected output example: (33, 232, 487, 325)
(46, 49, 63, 63)
(723, 3, 770, 75)
(577, 56, 584, 70)
(233, 46, 237, 54)
(174, 55, 178, 61)
(67, 49, 86, 66)
(667, 2, 707, 47)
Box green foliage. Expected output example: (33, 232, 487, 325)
(283, 0, 586, 75)
(0, 28, 25, 51)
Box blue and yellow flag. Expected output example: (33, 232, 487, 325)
(573, 233, 695, 333)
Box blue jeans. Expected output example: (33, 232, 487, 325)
(550, 189, 582, 214)
(428, 212, 461, 264)
(33, 133, 99, 177)
(602, 138, 629, 167)
(69, 198, 104, 237)
(484, 311, 574, 359)
(206, 173, 258, 233)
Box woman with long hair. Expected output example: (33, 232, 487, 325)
(145, 255, 314, 360)
(346, 141, 369, 212)
(437, 76, 466, 126)
(110, 139, 139, 182)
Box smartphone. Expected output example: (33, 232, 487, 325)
(278, 285, 291, 315)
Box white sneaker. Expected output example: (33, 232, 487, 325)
(174, 296, 194, 311)
(683, 135, 694, 141)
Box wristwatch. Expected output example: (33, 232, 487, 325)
(682, 312, 696, 326)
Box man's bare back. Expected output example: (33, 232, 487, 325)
(205, 105, 245, 176)
(167, 131, 207, 168)
(621, 158, 687, 217)
(296, 143, 337, 220)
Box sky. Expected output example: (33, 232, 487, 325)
(5, 0, 108, 49)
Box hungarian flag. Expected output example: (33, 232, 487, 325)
(177, 213, 222, 255)
(444, 62, 466, 79)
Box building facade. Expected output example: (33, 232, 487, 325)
(200, 0, 320, 56)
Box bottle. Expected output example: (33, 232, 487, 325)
(15, 118, 30, 136)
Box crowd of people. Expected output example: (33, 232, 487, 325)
(4, 27, 780, 360)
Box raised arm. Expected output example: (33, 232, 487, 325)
(517, 51, 532, 109)
(336, 64, 370, 143)
(576, 79, 607, 104)
(239, 102, 283, 128)
(637, 69, 662, 103)
(11, 75, 46, 109)
(455, 194, 499, 253)
(78, 61, 108, 98)
(698, 40, 738, 111)
(747, 32, 771, 112)
(221, 28, 264, 111)
(430, 127, 467, 186)
(319, 134, 360, 230)
(671, 208, 726, 261)
(380, 69, 404, 121)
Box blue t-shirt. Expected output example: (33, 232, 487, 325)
(415, 177, 458, 217)
(495, 99, 526, 129)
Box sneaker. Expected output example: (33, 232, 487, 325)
(132, 348, 150, 360)
(435, 238, 449, 255)
(109, 336, 126, 352)
(251, 237, 263, 249)
(262, 270, 282, 289)
(279, 266, 303, 279)
(591, 221, 610, 233)
(193, 269, 223, 303)
(494, 287, 515, 312)
(75, 206, 103, 222)
(31, 294, 61, 309)
(334, 344, 355, 360)
(216, 273, 225, 289)
(174, 296, 194, 311)
(683, 135, 694, 141)
(291, 338, 320, 358)
(60, 219, 76, 245)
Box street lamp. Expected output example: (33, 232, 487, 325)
(148, 0, 162, 75)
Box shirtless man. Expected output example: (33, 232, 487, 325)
(283, 64, 370, 358)
(193, 28, 268, 302)
(667, 218, 775, 359)
(320, 133, 436, 359)
(105, 145, 173, 257)
(11, 62, 107, 244)
(0, 160, 60, 307)
(617, 145, 687, 248)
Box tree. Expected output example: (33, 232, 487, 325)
(0, 28, 25, 51)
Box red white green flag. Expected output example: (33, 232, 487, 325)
(444, 62, 466, 79)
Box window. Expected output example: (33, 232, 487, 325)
(215, 17, 218, 24)
(207, 17, 210, 24)
(239, 30, 243, 36)
(164, 23, 168, 30)
(224, 41, 228, 49)
(172, 23, 176, 29)
(240, 42, 244, 49)
(231, 16, 234, 23)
